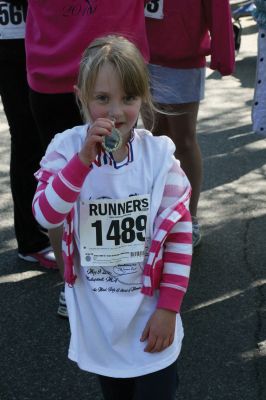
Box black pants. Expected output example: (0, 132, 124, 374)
(0, 39, 50, 254)
(97, 360, 179, 400)
(29, 88, 83, 151)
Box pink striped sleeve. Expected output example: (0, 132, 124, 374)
(33, 154, 92, 228)
(157, 208, 192, 313)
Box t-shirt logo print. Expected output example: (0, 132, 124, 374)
(101, 263, 144, 286)
(84, 0, 98, 12)
(62, 0, 98, 17)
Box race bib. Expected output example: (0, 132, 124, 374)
(145, 0, 164, 20)
(0, 2, 26, 39)
(80, 195, 150, 267)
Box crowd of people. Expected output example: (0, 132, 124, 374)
(0, 1, 243, 399)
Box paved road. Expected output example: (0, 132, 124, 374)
(0, 17, 265, 400)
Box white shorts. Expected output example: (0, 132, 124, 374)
(148, 64, 206, 104)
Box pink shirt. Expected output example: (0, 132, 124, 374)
(145, 0, 235, 75)
(26, 0, 149, 93)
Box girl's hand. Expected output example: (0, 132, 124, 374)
(140, 309, 176, 353)
(78, 118, 113, 166)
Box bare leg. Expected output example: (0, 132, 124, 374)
(142, 102, 202, 217)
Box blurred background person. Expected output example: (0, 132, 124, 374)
(0, 0, 56, 268)
(252, 0, 266, 136)
(143, 0, 235, 247)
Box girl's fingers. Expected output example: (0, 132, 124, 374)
(144, 334, 157, 352)
(169, 334, 174, 346)
(80, 118, 114, 165)
(89, 126, 111, 137)
(147, 336, 172, 353)
(140, 325, 149, 342)
(92, 134, 105, 142)
(90, 119, 113, 134)
(150, 337, 164, 353)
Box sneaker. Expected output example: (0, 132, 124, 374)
(192, 217, 201, 248)
(57, 288, 68, 319)
(18, 248, 58, 270)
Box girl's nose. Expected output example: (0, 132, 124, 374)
(109, 104, 122, 119)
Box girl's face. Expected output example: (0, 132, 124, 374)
(88, 62, 142, 142)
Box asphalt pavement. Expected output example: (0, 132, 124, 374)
(0, 17, 265, 400)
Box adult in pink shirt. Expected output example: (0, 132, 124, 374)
(25, 0, 149, 148)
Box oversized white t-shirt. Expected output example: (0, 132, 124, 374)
(61, 127, 184, 378)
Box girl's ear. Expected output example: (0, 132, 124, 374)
(73, 85, 81, 99)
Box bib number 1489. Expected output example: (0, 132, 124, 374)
(91, 215, 147, 246)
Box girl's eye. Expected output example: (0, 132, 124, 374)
(95, 95, 109, 103)
(124, 95, 137, 103)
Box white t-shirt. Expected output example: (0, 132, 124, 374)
(0, 1, 26, 39)
(65, 128, 184, 378)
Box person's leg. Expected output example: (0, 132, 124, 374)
(0, 39, 51, 256)
(29, 89, 83, 150)
(97, 375, 134, 400)
(134, 360, 179, 400)
(143, 65, 204, 246)
(143, 102, 202, 218)
(29, 89, 83, 311)
(29, 89, 83, 271)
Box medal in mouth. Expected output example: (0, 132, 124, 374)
(102, 119, 123, 152)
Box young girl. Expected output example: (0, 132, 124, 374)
(33, 35, 192, 400)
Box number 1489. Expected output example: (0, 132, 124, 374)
(91, 215, 147, 246)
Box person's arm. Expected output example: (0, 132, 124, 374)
(140, 210, 192, 352)
(33, 119, 113, 229)
(157, 209, 192, 312)
(203, 0, 235, 75)
(141, 160, 192, 352)
(33, 154, 92, 229)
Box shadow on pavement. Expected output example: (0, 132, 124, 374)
(199, 124, 266, 192)
(0, 250, 102, 400)
(177, 213, 266, 400)
(0, 213, 265, 399)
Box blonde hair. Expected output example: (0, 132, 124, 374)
(76, 35, 155, 123)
